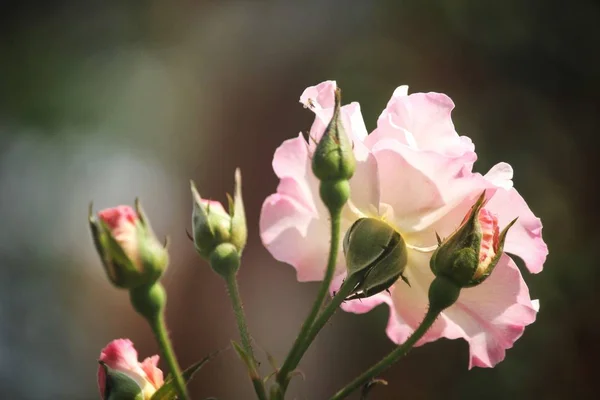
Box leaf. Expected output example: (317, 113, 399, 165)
(231, 340, 257, 377)
(150, 351, 222, 400)
(360, 378, 388, 399)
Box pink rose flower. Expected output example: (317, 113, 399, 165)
(260, 81, 548, 368)
(98, 339, 164, 399)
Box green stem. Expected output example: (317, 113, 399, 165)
(148, 312, 189, 400)
(276, 211, 342, 392)
(225, 273, 268, 400)
(130, 284, 189, 400)
(303, 273, 361, 351)
(329, 307, 441, 400)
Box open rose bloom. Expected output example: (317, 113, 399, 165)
(98, 339, 164, 399)
(260, 81, 548, 368)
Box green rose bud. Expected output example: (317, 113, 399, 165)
(191, 169, 247, 261)
(429, 191, 517, 289)
(311, 87, 356, 183)
(343, 218, 408, 300)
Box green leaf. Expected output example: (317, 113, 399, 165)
(231, 340, 254, 374)
(150, 351, 220, 400)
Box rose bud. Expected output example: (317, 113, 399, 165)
(311, 87, 356, 183)
(311, 87, 355, 213)
(429, 191, 517, 289)
(343, 218, 408, 300)
(191, 169, 247, 267)
(97, 339, 164, 400)
(89, 200, 168, 289)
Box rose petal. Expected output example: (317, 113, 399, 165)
(260, 193, 333, 281)
(442, 253, 539, 368)
(140, 355, 164, 389)
(367, 87, 475, 160)
(485, 185, 548, 274)
(370, 139, 478, 236)
(300, 81, 370, 159)
(272, 135, 322, 215)
(98, 339, 147, 397)
(376, 252, 538, 368)
(99, 338, 142, 374)
(98, 206, 138, 230)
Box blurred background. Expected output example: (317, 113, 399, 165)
(0, 0, 598, 399)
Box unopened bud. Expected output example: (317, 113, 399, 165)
(311, 88, 356, 182)
(430, 191, 517, 289)
(343, 218, 408, 300)
(191, 169, 247, 260)
(89, 200, 168, 289)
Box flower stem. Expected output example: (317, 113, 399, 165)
(276, 211, 342, 393)
(224, 273, 268, 400)
(302, 273, 361, 350)
(148, 311, 189, 400)
(329, 307, 440, 400)
(130, 284, 189, 400)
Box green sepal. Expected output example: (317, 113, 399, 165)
(150, 352, 218, 400)
(99, 362, 144, 400)
(135, 214, 169, 284)
(229, 168, 247, 253)
(94, 217, 142, 289)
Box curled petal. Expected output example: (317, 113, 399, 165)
(140, 355, 164, 389)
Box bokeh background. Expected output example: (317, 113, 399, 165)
(1, 1, 598, 399)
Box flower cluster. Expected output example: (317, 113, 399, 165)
(260, 81, 548, 368)
(90, 79, 547, 400)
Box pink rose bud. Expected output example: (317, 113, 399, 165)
(429, 191, 517, 289)
(97, 339, 164, 400)
(89, 200, 168, 289)
(191, 169, 247, 264)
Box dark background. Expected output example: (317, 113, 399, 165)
(0, 1, 598, 399)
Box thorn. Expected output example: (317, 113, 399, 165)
(435, 231, 442, 245)
(401, 274, 411, 287)
(186, 229, 194, 242)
